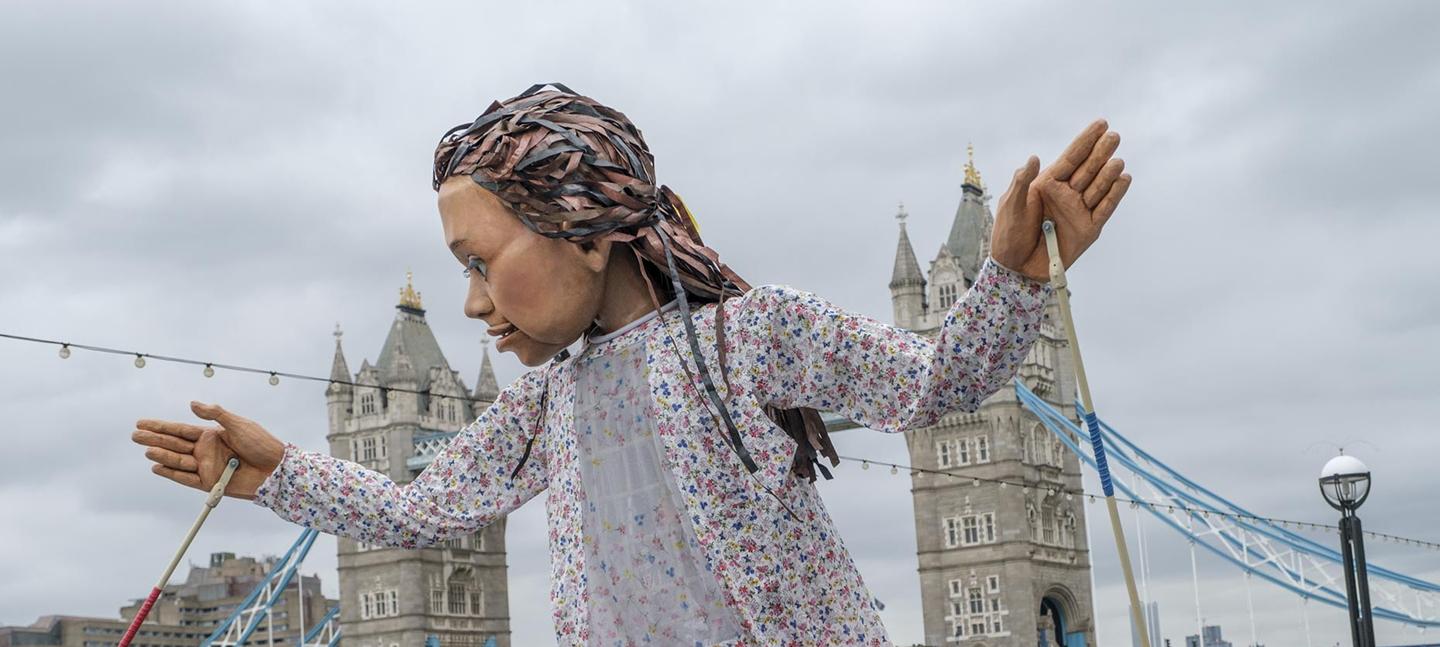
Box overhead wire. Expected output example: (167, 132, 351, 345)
(4, 328, 1438, 551)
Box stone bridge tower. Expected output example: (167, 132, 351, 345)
(890, 146, 1097, 647)
(326, 272, 511, 647)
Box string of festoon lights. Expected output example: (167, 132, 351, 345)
(0, 330, 487, 404)
(6, 328, 1437, 551)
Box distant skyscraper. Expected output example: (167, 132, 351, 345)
(890, 145, 1096, 646)
(1185, 623, 1233, 647)
(326, 272, 511, 646)
(1132, 601, 1161, 647)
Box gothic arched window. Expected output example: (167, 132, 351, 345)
(939, 282, 959, 306)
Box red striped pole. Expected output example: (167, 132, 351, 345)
(119, 458, 239, 647)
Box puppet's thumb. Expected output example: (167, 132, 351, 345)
(190, 400, 231, 426)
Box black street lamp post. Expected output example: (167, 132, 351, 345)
(1319, 455, 1376, 647)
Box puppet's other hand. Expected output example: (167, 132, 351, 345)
(132, 402, 286, 500)
(1002, 119, 1132, 281)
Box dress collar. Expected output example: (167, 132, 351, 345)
(584, 298, 681, 345)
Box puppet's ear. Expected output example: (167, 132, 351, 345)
(573, 237, 612, 274)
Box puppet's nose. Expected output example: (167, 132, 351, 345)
(463, 281, 493, 319)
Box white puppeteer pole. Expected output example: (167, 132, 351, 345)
(1041, 220, 1150, 647)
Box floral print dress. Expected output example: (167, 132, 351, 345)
(253, 257, 1052, 646)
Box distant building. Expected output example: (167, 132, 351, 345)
(0, 551, 335, 647)
(891, 145, 1096, 646)
(1184, 624, 1233, 647)
(1131, 601, 1161, 647)
(325, 273, 510, 647)
(0, 615, 200, 647)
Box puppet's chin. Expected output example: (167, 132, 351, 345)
(504, 331, 573, 367)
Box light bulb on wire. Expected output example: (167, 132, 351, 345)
(204, 364, 215, 378)
(134, 354, 146, 368)
(59, 344, 71, 359)
(269, 372, 280, 386)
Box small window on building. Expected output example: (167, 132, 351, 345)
(944, 517, 961, 548)
(976, 436, 990, 463)
(962, 516, 980, 545)
(987, 575, 1000, 593)
(448, 583, 468, 615)
(958, 439, 971, 465)
(937, 440, 953, 468)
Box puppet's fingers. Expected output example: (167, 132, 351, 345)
(132, 428, 196, 454)
(151, 463, 203, 490)
(1083, 158, 1126, 210)
(1093, 173, 1133, 229)
(1049, 119, 1108, 182)
(1009, 156, 1042, 221)
(145, 447, 199, 473)
(136, 418, 206, 442)
(1069, 132, 1121, 194)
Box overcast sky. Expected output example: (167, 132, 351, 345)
(2, 2, 1438, 645)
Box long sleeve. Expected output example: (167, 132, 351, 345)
(251, 367, 551, 549)
(735, 256, 1052, 433)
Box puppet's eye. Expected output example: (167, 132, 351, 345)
(463, 257, 488, 279)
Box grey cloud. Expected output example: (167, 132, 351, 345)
(3, 2, 1438, 645)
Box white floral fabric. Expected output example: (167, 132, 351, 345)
(253, 256, 1052, 646)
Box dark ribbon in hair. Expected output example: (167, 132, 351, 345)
(433, 82, 839, 488)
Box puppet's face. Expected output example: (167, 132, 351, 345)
(438, 177, 610, 367)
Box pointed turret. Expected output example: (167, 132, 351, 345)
(946, 143, 994, 281)
(326, 323, 352, 395)
(375, 271, 451, 392)
(888, 202, 927, 329)
(325, 323, 354, 440)
(890, 202, 925, 290)
(474, 340, 500, 403)
(383, 334, 419, 387)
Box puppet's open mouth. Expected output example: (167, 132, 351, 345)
(489, 323, 520, 349)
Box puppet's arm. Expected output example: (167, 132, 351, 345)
(737, 256, 1051, 432)
(251, 369, 550, 549)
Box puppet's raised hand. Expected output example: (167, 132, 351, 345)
(132, 401, 285, 500)
(990, 119, 1132, 282)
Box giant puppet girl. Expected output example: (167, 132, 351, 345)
(133, 83, 1130, 645)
